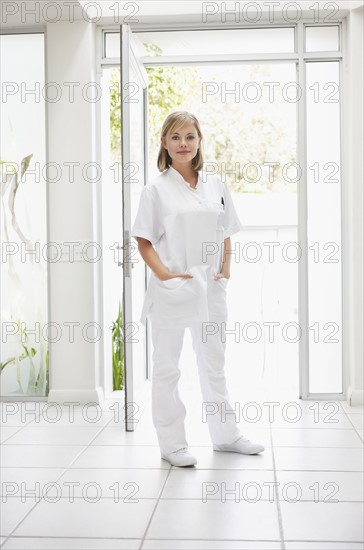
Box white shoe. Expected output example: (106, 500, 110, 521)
(213, 435, 264, 455)
(161, 447, 197, 467)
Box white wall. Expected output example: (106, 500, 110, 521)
(46, 20, 104, 404)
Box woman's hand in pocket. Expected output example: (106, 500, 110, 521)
(157, 269, 194, 281)
(213, 270, 230, 281)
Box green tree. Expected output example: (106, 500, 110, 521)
(109, 44, 198, 160)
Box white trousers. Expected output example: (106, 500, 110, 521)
(150, 278, 242, 455)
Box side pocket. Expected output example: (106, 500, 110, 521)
(155, 274, 190, 291)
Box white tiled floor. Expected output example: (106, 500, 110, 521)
(1, 392, 363, 550)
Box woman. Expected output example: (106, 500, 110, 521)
(131, 111, 264, 467)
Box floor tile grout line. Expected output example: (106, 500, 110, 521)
(336, 403, 364, 443)
(1, 399, 363, 547)
(138, 463, 174, 549)
(10, 535, 363, 542)
(1, 496, 363, 503)
(0, 404, 140, 546)
(269, 423, 286, 550)
(0, 418, 123, 542)
(3, 444, 363, 448)
(1, 467, 363, 472)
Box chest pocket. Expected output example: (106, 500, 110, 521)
(181, 199, 224, 270)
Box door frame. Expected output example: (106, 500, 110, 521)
(97, 20, 346, 401)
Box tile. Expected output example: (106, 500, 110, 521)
(91, 425, 159, 446)
(0, 445, 85, 468)
(274, 447, 364, 471)
(70, 445, 170, 469)
(280, 501, 364, 541)
(186, 446, 274, 470)
(57, 468, 168, 498)
(2, 426, 103, 446)
(0, 427, 23, 444)
(147, 499, 280, 540)
(271, 428, 363, 447)
(339, 402, 364, 414)
(263, 398, 343, 414)
(285, 543, 364, 550)
(0, 402, 46, 426)
(10, 498, 156, 539)
(142, 541, 282, 549)
(221, 401, 349, 428)
(1, 539, 141, 549)
(348, 414, 364, 430)
(266, 413, 353, 429)
(275, 471, 364, 502)
(0, 468, 66, 498)
(161, 469, 275, 499)
(31, 406, 115, 427)
(0, 498, 39, 537)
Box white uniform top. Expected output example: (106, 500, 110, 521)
(131, 165, 244, 327)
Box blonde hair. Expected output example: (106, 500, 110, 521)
(157, 111, 204, 172)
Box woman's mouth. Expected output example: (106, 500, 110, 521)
(178, 151, 190, 154)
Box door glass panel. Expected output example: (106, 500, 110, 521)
(306, 61, 342, 393)
(100, 66, 125, 395)
(305, 26, 339, 52)
(129, 56, 149, 391)
(120, 25, 150, 429)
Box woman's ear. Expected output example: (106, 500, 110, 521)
(161, 136, 167, 149)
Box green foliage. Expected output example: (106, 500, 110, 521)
(110, 69, 121, 159)
(112, 302, 124, 391)
(0, 319, 49, 396)
(109, 43, 199, 161)
(109, 52, 296, 193)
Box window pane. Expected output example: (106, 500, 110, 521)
(105, 28, 295, 58)
(0, 33, 48, 397)
(306, 61, 342, 394)
(105, 32, 119, 57)
(305, 26, 339, 52)
(140, 28, 295, 56)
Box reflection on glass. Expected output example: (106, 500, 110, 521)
(100, 67, 124, 392)
(306, 61, 342, 393)
(129, 58, 149, 390)
(305, 26, 339, 52)
(0, 34, 48, 396)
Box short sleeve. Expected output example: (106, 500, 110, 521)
(219, 178, 244, 239)
(130, 185, 164, 245)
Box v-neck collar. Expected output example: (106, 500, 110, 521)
(168, 165, 200, 191)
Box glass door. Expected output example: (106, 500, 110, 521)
(120, 24, 150, 430)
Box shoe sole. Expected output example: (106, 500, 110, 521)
(161, 456, 197, 467)
(213, 447, 265, 455)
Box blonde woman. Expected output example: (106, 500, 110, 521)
(131, 111, 264, 467)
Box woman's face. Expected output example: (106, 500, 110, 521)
(162, 123, 200, 168)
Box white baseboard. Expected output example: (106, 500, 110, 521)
(47, 387, 105, 405)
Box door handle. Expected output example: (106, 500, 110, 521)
(120, 230, 134, 277)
